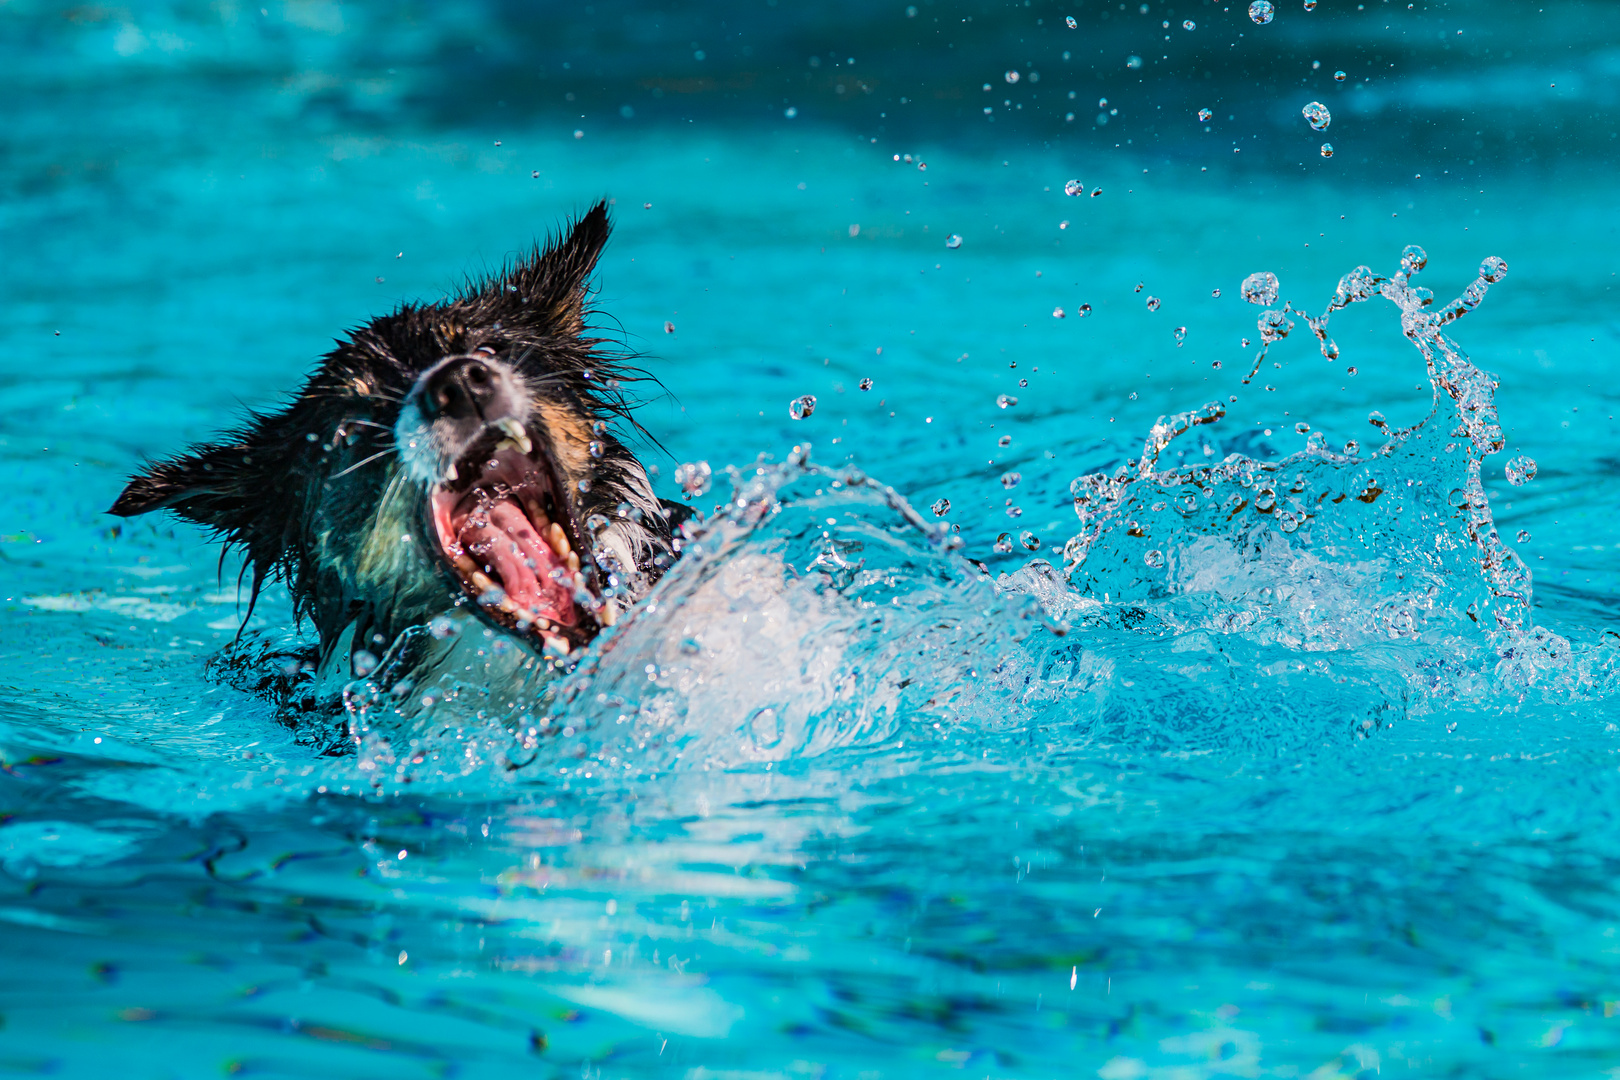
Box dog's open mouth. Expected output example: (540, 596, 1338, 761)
(427, 424, 603, 654)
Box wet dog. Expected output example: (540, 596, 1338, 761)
(112, 202, 688, 728)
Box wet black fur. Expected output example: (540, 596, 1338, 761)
(111, 201, 682, 669)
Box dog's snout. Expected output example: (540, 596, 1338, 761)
(423, 357, 502, 422)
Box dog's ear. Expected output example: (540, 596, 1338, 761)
(496, 200, 611, 337)
(111, 438, 255, 521)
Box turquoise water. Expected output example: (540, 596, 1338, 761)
(5, 1, 1620, 1076)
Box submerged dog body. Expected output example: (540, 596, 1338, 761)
(113, 203, 685, 720)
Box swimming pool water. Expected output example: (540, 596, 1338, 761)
(3, 2, 1620, 1076)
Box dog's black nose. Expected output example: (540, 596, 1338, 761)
(423, 357, 500, 422)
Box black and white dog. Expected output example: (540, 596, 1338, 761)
(113, 203, 688, 720)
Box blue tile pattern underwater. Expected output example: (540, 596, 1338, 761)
(2, 1, 1620, 1075)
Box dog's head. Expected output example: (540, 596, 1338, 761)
(112, 202, 678, 671)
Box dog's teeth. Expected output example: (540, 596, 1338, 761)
(454, 553, 480, 574)
(541, 634, 571, 657)
(565, 552, 581, 572)
(599, 603, 617, 627)
(495, 418, 534, 454)
(471, 571, 496, 593)
(445, 463, 459, 482)
(545, 523, 570, 557)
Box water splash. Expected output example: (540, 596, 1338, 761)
(1059, 250, 1539, 659)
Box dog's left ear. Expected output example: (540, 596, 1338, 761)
(496, 200, 612, 337)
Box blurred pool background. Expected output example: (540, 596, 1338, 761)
(3, 0, 1620, 1076)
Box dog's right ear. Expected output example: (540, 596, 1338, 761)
(110, 437, 263, 532)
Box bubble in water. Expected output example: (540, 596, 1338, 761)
(1174, 326, 1187, 345)
(1005, 70, 1020, 84)
(931, 498, 951, 516)
(789, 394, 817, 419)
(1145, 296, 1161, 311)
(1334, 70, 1347, 81)
(1320, 142, 1334, 158)
(1127, 55, 1143, 69)
(664, 320, 676, 334)
(588, 440, 605, 458)
(1211, 288, 1221, 297)
(674, 460, 711, 497)
(1077, 303, 1092, 316)
(1198, 108, 1213, 122)
(1505, 454, 1537, 486)
(1066, 15, 1077, 27)
(998, 435, 1012, 447)
(1517, 529, 1531, 543)
(1183, 19, 1196, 30)
(1302, 101, 1331, 131)
(997, 394, 1018, 409)
(1144, 548, 1166, 568)
(1052, 305, 1067, 319)
(1303, 0, 1317, 8)
(1400, 244, 1428, 275)
(1479, 255, 1508, 283)
(1020, 530, 1041, 551)
(1254, 488, 1278, 511)
(1241, 271, 1280, 306)
(1001, 471, 1022, 489)
(1344, 439, 1359, 454)
(945, 234, 963, 249)
(585, 512, 611, 535)
(1346, 366, 1358, 375)
(1249, 0, 1275, 24)
(1211, 360, 1222, 369)
(1295, 421, 1310, 434)
(858, 377, 873, 391)
(1064, 178, 1085, 196)
(994, 533, 1015, 553)
(352, 649, 379, 677)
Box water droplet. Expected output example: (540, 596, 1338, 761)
(1505, 454, 1537, 486)
(784, 106, 798, 118)
(1005, 70, 1020, 84)
(1479, 255, 1508, 283)
(1254, 488, 1277, 511)
(1145, 296, 1161, 312)
(1303, 0, 1317, 8)
(585, 513, 611, 535)
(1248, 0, 1275, 24)
(1211, 360, 1222, 369)
(1241, 272, 1280, 306)
(1344, 439, 1360, 454)
(1128, 392, 1139, 401)
(1346, 366, 1358, 375)
(1174, 326, 1187, 345)
(858, 377, 873, 390)
(998, 435, 1012, 447)
(1127, 55, 1143, 69)
(674, 460, 712, 497)
(931, 498, 951, 516)
(1400, 245, 1428, 275)
(1334, 70, 1347, 81)
(788, 394, 817, 419)
(1052, 305, 1067, 319)
(1320, 142, 1334, 158)
(1077, 303, 1092, 317)
(352, 650, 379, 677)
(663, 320, 676, 334)
(1001, 471, 1022, 489)
(1020, 530, 1041, 551)
(1183, 19, 1196, 30)
(1211, 288, 1221, 298)
(1064, 178, 1085, 196)
(1066, 15, 1077, 27)
(1090, 187, 1103, 198)
(1144, 548, 1166, 568)
(994, 533, 1015, 553)
(588, 440, 605, 459)
(997, 394, 1018, 409)
(1198, 107, 1213, 122)
(1295, 421, 1310, 434)
(945, 234, 963, 249)
(1516, 529, 1531, 543)
(1302, 101, 1331, 131)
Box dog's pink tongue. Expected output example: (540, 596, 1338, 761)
(459, 499, 576, 626)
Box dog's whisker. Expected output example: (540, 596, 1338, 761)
(331, 449, 395, 479)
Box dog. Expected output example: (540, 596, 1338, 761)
(112, 202, 691, 730)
